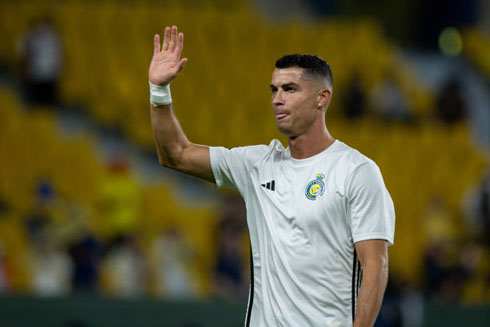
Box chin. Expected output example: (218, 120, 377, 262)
(277, 124, 295, 138)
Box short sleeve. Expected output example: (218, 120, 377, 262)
(210, 146, 262, 194)
(346, 161, 395, 246)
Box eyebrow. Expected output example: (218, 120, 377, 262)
(269, 82, 300, 90)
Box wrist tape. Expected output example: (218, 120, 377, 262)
(149, 81, 172, 106)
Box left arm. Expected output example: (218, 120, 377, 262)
(353, 239, 389, 327)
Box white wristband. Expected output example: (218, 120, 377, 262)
(149, 81, 172, 106)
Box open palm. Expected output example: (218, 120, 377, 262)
(149, 26, 187, 86)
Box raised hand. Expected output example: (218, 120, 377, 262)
(149, 26, 188, 86)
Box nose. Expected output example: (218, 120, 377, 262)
(272, 89, 284, 107)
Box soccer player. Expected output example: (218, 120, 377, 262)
(149, 26, 395, 327)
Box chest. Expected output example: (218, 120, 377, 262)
(253, 161, 349, 233)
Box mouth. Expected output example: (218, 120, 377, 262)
(275, 113, 289, 121)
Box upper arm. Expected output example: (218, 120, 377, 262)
(355, 239, 388, 269)
(168, 144, 215, 183)
(347, 161, 395, 245)
(209, 145, 264, 192)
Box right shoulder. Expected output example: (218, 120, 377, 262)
(210, 139, 284, 163)
(209, 140, 285, 191)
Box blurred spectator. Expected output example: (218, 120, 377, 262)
(423, 195, 458, 246)
(218, 193, 247, 224)
(102, 233, 148, 297)
(213, 217, 248, 299)
(342, 71, 366, 120)
(30, 234, 72, 297)
(23, 178, 74, 295)
(460, 169, 490, 303)
(213, 194, 248, 299)
(68, 233, 102, 293)
(25, 177, 60, 254)
(369, 73, 413, 122)
(0, 198, 11, 293)
(25, 178, 56, 242)
(434, 77, 467, 124)
(149, 227, 197, 299)
(459, 242, 482, 282)
(399, 283, 424, 327)
(97, 156, 140, 238)
(0, 243, 11, 293)
(463, 168, 490, 248)
(375, 275, 404, 327)
(0, 197, 9, 215)
(376, 275, 424, 327)
(422, 195, 468, 301)
(369, 74, 412, 121)
(423, 239, 468, 301)
(17, 16, 63, 106)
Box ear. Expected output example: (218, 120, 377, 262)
(316, 88, 332, 108)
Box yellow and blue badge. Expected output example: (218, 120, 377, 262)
(305, 173, 326, 200)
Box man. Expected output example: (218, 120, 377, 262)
(149, 26, 395, 327)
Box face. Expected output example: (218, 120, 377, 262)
(270, 67, 322, 137)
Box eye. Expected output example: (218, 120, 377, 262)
(284, 86, 295, 92)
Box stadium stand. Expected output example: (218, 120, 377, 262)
(0, 0, 432, 148)
(0, 87, 216, 295)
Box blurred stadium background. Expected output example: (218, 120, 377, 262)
(0, 0, 489, 326)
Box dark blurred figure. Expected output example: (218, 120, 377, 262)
(102, 233, 147, 297)
(25, 178, 56, 242)
(375, 275, 404, 327)
(0, 197, 9, 215)
(149, 227, 197, 299)
(369, 73, 413, 122)
(422, 195, 470, 302)
(23, 178, 72, 296)
(424, 240, 468, 301)
(434, 77, 467, 124)
(214, 217, 247, 299)
(18, 16, 63, 106)
(0, 243, 10, 294)
(30, 231, 72, 296)
(342, 71, 366, 120)
(68, 233, 102, 293)
(213, 194, 248, 299)
(97, 155, 140, 238)
(464, 169, 490, 248)
(0, 197, 11, 294)
(376, 276, 424, 327)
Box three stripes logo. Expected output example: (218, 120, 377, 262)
(261, 180, 275, 191)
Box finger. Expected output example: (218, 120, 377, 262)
(177, 57, 188, 72)
(153, 34, 160, 55)
(163, 26, 170, 51)
(175, 32, 184, 56)
(169, 25, 177, 52)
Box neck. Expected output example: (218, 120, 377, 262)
(288, 122, 335, 159)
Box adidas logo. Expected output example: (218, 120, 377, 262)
(261, 180, 275, 191)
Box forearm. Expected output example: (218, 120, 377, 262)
(148, 26, 213, 182)
(353, 259, 388, 327)
(150, 103, 191, 168)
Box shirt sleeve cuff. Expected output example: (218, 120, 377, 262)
(353, 233, 394, 246)
(209, 147, 223, 188)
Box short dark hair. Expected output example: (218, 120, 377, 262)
(275, 54, 333, 89)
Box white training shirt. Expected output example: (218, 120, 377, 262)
(210, 139, 395, 327)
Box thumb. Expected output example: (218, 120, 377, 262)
(177, 58, 188, 72)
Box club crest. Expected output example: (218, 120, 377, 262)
(305, 173, 326, 200)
